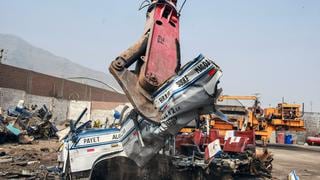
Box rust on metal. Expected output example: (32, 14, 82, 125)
(109, 63, 161, 123)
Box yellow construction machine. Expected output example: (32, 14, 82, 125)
(181, 95, 305, 143)
(264, 103, 305, 131)
(214, 96, 305, 143)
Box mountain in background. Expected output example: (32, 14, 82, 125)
(0, 33, 121, 93)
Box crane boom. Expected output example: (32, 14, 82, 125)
(218, 95, 258, 101)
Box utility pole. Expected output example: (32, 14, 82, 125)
(0, 49, 8, 64)
(0, 49, 3, 64)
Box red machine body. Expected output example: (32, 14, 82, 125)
(109, 0, 181, 123)
(235, 130, 256, 147)
(223, 137, 249, 153)
(139, 1, 180, 90)
(193, 129, 220, 146)
(176, 129, 255, 155)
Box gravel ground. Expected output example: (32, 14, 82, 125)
(270, 147, 320, 180)
(0, 139, 60, 179)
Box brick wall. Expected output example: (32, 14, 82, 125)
(0, 64, 128, 102)
(303, 112, 320, 136)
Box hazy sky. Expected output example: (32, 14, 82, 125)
(1, 0, 320, 112)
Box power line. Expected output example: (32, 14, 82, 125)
(66, 76, 122, 94)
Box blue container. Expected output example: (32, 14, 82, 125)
(285, 134, 293, 144)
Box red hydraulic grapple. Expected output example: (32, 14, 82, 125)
(109, 0, 181, 123)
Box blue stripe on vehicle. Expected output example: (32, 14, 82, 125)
(74, 116, 136, 140)
(70, 118, 144, 150)
(152, 54, 205, 97)
(70, 126, 136, 149)
(157, 59, 215, 105)
(159, 66, 216, 110)
(75, 128, 119, 137)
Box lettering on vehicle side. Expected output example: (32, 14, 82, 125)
(83, 137, 100, 144)
(156, 74, 189, 106)
(158, 90, 171, 104)
(194, 59, 212, 74)
(156, 58, 213, 108)
(160, 117, 178, 132)
(161, 106, 181, 120)
(112, 128, 127, 140)
(176, 75, 189, 87)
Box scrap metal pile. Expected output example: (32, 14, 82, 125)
(174, 128, 273, 179)
(0, 140, 60, 179)
(0, 101, 58, 144)
(58, 0, 274, 179)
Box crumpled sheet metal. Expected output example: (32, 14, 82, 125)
(120, 55, 224, 167)
(153, 54, 223, 135)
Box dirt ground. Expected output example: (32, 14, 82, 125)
(0, 140, 319, 179)
(0, 139, 60, 179)
(270, 147, 320, 180)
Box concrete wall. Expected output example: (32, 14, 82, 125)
(90, 103, 132, 127)
(52, 99, 69, 124)
(303, 112, 320, 136)
(25, 94, 53, 109)
(68, 100, 91, 124)
(0, 88, 26, 110)
(91, 109, 114, 126)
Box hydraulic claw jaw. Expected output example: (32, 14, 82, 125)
(109, 56, 162, 123)
(109, 0, 181, 124)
